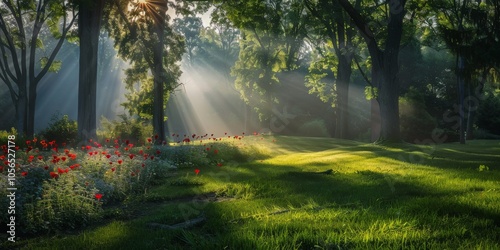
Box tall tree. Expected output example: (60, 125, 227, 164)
(77, 0, 105, 142)
(338, 0, 407, 142)
(107, 0, 187, 143)
(304, 0, 357, 139)
(216, 0, 309, 122)
(432, 0, 500, 143)
(0, 0, 77, 137)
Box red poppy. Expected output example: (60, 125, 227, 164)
(111, 167, 116, 172)
(142, 163, 145, 168)
(114, 139, 119, 144)
(50, 172, 59, 178)
(61, 156, 67, 161)
(217, 163, 223, 167)
(86, 145, 92, 150)
(57, 167, 65, 174)
(147, 138, 152, 143)
(183, 138, 191, 143)
(214, 149, 219, 154)
(106, 154, 111, 159)
(194, 169, 200, 175)
(26, 140, 31, 145)
(33, 138, 38, 143)
(95, 193, 103, 201)
(44, 166, 49, 170)
(155, 134, 159, 139)
(117, 159, 123, 165)
(125, 140, 130, 145)
(128, 143, 134, 148)
(124, 147, 129, 151)
(206, 147, 210, 151)
(139, 150, 144, 155)
(106, 138, 110, 143)
(156, 150, 161, 155)
(0, 155, 4, 160)
(21, 171, 28, 176)
(131, 172, 136, 176)
(129, 154, 135, 159)
(38, 155, 43, 160)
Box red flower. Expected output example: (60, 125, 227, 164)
(214, 149, 219, 154)
(21, 171, 28, 176)
(142, 163, 145, 168)
(106, 154, 111, 159)
(147, 138, 152, 143)
(125, 140, 130, 145)
(156, 150, 161, 155)
(139, 150, 144, 155)
(117, 159, 123, 165)
(194, 169, 200, 175)
(26, 140, 31, 145)
(38, 155, 43, 160)
(57, 167, 65, 174)
(111, 167, 116, 172)
(129, 154, 135, 159)
(183, 138, 191, 143)
(128, 143, 134, 148)
(206, 147, 210, 151)
(95, 193, 103, 201)
(131, 172, 136, 176)
(106, 138, 110, 143)
(61, 156, 67, 161)
(150, 156, 154, 160)
(155, 134, 159, 139)
(33, 138, 38, 143)
(44, 166, 49, 170)
(217, 163, 223, 167)
(50, 172, 58, 178)
(86, 145, 92, 150)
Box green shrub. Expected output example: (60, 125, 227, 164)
(97, 115, 153, 144)
(39, 114, 78, 146)
(399, 88, 437, 143)
(21, 171, 102, 235)
(477, 95, 500, 135)
(296, 119, 330, 137)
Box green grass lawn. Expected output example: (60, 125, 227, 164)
(11, 136, 500, 249)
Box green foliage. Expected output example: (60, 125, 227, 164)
(39, 114, 78, 145)
(296, 119, 330, 137)
(22, 172, 102, 234)
(39, 57, 62, 72)
(97, 115, 153, 144)
(477, 95, 500, 135)
(399, 87, 437, 143)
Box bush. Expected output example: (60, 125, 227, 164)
(476, 95, 500, 135)
(296, 119, 330, 137)
(399, 88, 437, 143)
(98, 115, 153, 144)
(39, 114, 78, 146)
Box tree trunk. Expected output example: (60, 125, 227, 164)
(78, 0, 104, 143)
(335, 55, 351, 139)
(338, 0, 405, 143)
(26, 82, 36, 137)
(152, 9, 166, 144)
(16, 87, 27, 136)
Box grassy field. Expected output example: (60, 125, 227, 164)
(10, 136, 500, 249)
